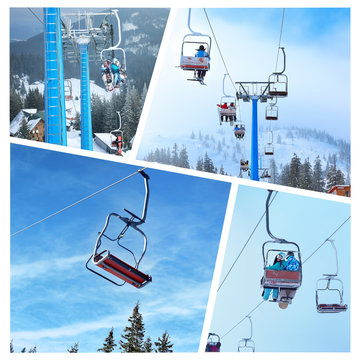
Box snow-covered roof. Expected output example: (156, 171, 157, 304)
(27, 118, 43, 131)
(10, 110, 42, 135)
(22, 109, 37, 114)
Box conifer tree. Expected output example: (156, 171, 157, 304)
(299, 158, 313, 190)
(144, 336, 153, 353)
(154, 330, 174, 353)
(119, 302, 145, 353)
(10, 88, 23, 122)
(269, 158, 278, 184)
(289, 153, 301, 188)
(67, 342, 79, 353)
(10, 340, 14, 353)
(178, 146, 190, 168)
(98, 328, 117, 353)
(203, 152, 217, 173)
(171, 143, 179, 166)
(196, 156, 204, 171)
(312, 156, 325, 192)
(17, 118, 31, 139)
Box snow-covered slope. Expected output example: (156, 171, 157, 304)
(138, 126, 350, 180)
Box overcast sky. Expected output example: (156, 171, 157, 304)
(138, 7, 350, 149)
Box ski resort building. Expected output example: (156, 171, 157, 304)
(10, 109, 45, 142)
(328, 185, 351, 197)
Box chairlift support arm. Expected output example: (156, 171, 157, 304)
(265, 190, 287, 243)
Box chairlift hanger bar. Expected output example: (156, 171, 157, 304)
(265, 190, 287, 243)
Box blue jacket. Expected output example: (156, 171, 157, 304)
(111, 63, 120, 74)
(285, 256, 300, 271)
(195, 50, 210, 59)
(266, 260, 286, 271)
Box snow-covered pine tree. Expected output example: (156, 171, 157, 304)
(10, 88, 23, 122)
(119, 302, 145, 353)
(312, 156, 325, 192)
(203, 152, 217, 173)
(171, 143, 179, 166)
(196, 156, 204, 171)
(299, 157, 313, 190)
(289, 153, 301, 188)
(154, 330, 174, 353)
(280, 164, 291, 186)
(98, 328, 117, 352)
(178, 146, 190, 168)
(17, 118, 31, 139)
(269, 158, 278, 184)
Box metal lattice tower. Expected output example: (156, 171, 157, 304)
(60, 10, 115, 150)
(44, 8, 67, 145)
(78, 38, 93, 150)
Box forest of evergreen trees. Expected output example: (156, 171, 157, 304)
(144, 134, 349, 194)
(10, 302, 173, 353)
(10, 77, 147, 145)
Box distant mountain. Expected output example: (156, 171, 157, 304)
(10, 8, 169, 90)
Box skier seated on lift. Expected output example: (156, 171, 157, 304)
(228, 102, 237, 122)
(111, 58, 126, 88)
(217, 102, 228, 122)
(101, 60, 113, 86)
(262, 252, 286, 302)
(195, 45, 210, 80)
(234, 124, 245, 139)
(111, 134, 123, 155)
(263, 251, 300, 309)
(241, 160, 249, 166)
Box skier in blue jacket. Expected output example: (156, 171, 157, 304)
(263, 252, 286, 301)
(195, 45, 210, 80)
(111, 58, 124, 87)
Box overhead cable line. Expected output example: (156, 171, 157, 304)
(303, 215, 351, 265)
(217, 192, 278, 292)
(274, 8, 285, 73)
(203, 8, 237, 92)
(11, 167, 147, 237)
(218, 213, 350, 340)
(28, 8, 44, 25)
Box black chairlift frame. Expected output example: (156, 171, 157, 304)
(262, 190, 302, 296)
(315, 239, 348, 313)
(86, 170, 151, 288)
(238, 316, 255, 352)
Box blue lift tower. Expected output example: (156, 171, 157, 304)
(44, 8, 67, 145)
(44, 8, 116, 150)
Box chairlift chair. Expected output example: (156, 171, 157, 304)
(238, 316, 255, 352)
(64, 79, 73, 101)
(268, 47, 288, 98)
(234, 122, 245, 138)
(180, 9, 211, 83)
(265, 104, 278, 120)
(240, 159, 249, 171)
(218, 96, 237, 125)
(264, 144, 274, 156)
(100, 10, 127, 89)
(86, 170, 152, 288)
(315, 239, 348, 313)
(110, 111, 124, 155)
(205, 333, 221, 352)
(262, 191, 302, 303)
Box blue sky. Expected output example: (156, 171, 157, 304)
(10, 143, 231, 353)
(209, 185, 350, 352)
(138, 6, 350, 153)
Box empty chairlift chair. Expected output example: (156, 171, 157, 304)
(238, 316, 255, 352)
(86, 170, 152, 288)
(265, 104, 278, 120)
(268, 47, 288, 98)
(316, 239, 348, 313)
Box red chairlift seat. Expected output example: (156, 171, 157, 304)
(264, 269, 301, 288)
(206, 343, 220, 352)
(317, 303, 348, 313)
(95, 251, 151, 288)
